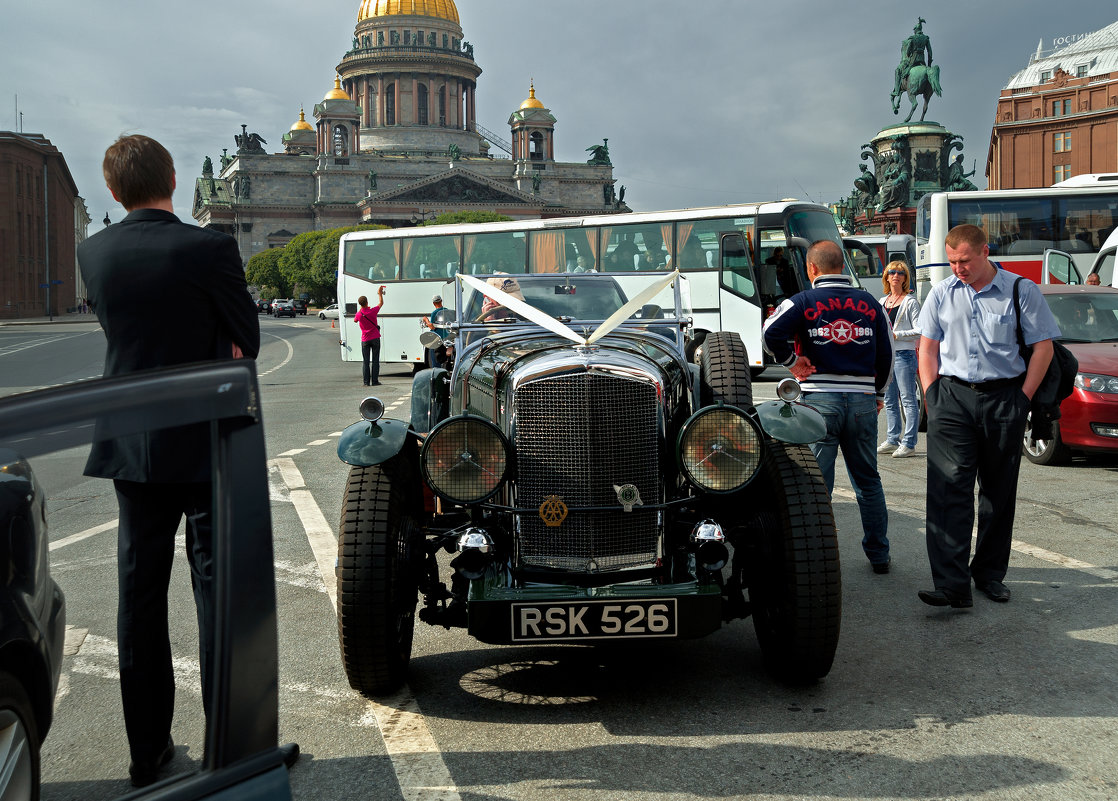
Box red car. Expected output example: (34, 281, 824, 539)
(1025, 285, 1118, 464)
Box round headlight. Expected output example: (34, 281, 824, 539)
(421, 416, 510, 503)
(678, 406, 763, 493)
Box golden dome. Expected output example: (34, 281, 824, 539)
(324, 76, 350, 101)
(290, 108, 313, 132)
(520, 82, 544, 110)
(358, 0, 459, 24)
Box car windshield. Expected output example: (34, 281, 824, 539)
(1046, 291, 1118, 343)
(456, 272, 691, 329)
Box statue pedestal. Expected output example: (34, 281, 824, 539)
(861, 121, 963, 234)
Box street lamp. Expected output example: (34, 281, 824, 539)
(103, 212, 111, 227)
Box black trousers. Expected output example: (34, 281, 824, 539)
(924, 377, 1029, 595)
(114, 480, 214, 764)
(361, 338, 381, 385)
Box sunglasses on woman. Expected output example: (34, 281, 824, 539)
(886, 270, 906, 276)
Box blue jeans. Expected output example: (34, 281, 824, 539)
(884, 349, 920, 448)
(805, 392, 890, 564)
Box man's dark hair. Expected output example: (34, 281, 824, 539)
(945, 223, 987, 250)
(102, 135, 175, 209)
(807, 239, 844, 273)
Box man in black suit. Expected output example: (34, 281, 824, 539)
(78, 135, 260, 786)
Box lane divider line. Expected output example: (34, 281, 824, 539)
(50, 519, 117, 551)
(271, 456, 460, 801)
(831, 487, 1117, 581)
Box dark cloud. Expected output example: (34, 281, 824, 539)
(3, 1, 1114, 223)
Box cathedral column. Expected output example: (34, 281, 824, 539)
(377, 75, 384, 127)
(457, 81, 464, 130)
(411, 77, 418, 124)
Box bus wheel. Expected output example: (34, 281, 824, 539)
(337, 452, 422, 697)
(699, 331, 753, 410)
(747, 441, 841, 684)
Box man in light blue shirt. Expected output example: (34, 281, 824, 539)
(916, 224, 1059, 608)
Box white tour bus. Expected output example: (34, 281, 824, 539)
(915, 185, 1118, 297)
(335, 201, 861, 374)
(843, 233, 916, 281)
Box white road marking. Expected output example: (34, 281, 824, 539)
(272, 456, 460, 801)
(259, 331, 295, 376)
(307, 439, 331, 447)
(50, 519, 117, 551)
(832, 486, 1117, 580)
(278, 448, 307, 456)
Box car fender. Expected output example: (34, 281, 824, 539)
(753, 400, 827, 444)
(410, 367, 449, 434)
(337, 418, 411, 467)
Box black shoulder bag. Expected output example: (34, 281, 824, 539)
(1012, 276, 1078, 441)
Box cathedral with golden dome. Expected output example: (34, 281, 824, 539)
(192, 0, 627, 263)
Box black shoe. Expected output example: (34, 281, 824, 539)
(369, 381, 381, 386)
(129, 737, 174, 787)
(918, 589, 973, 608)
(976, 580, 1011, 602)
(871, 559, 891, 574)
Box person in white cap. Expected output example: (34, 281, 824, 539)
(421, 294, 448, 367)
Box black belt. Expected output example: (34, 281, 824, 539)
(943, 375, 1024, 392)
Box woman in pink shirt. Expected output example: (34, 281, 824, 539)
(355, 286, 385, 386)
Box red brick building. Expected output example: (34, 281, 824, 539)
(987, 21, 1118, 189)
(0, 132, 88, 318)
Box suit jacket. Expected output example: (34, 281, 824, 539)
(79, 208, 260, 483)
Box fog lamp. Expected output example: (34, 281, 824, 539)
(776, 377, 802, 402)
(678, 406, 763, 492)
(421, 416, 510, 503)
(359, 396, 384, 422)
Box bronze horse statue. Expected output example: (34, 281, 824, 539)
(893, 64, 942, 123)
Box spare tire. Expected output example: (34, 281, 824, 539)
(699, 331, 753, 410)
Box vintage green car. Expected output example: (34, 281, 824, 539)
(335, 270, 840, 696)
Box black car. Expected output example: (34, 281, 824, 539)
(272, 299, 296, 318)
(334, 269, 839, 698)
(292, 299, 308, 315)
(0, 362, 295, 798)
(0, 449, 65, 798)
(257, 299, 271, 314)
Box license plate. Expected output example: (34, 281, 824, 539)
(510, 598, 678, 642)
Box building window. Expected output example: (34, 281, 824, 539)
(1076, 64, 1088, 77)
(1055, 165, 1072, 183)
(417, 83, 429, 125)
(1052, 98, 1072, 116)
(1054, 132, 1071, 152)
(385, 82, 395, 125)
(438, 86, 446, 126)
(1041, 70, 1052, 82)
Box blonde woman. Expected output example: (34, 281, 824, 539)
(877, 261, 921, 457)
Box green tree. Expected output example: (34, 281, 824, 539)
(278, 230, 330, 300)
(421, 211, 512, 226)
(245, 248, 289, 298)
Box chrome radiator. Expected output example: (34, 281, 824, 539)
(513, 373, 661, 572)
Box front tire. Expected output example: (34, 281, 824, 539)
(1024, 414, 1071, 466)
(747, 441, 841, 683)
(337, 452, 422, 697)
(699, 331, 753, 409)
(0, 671, 40, 801)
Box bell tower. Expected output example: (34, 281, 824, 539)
(508, 82, 555, 162)
(314, 76, 361, 156)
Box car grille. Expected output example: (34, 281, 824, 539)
(513, 373, 661, 572)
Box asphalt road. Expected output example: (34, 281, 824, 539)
(3, 314, 1116, 801)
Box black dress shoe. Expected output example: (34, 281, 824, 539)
(129, 737, 175, 787)
(976, 580, 1011, 602)
(918, 589, 973, 608)
(871, 559, 891, 574)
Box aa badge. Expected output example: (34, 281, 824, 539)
(539, 495, 568, 527)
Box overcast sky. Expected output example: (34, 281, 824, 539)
(3, 1, 1115, 225)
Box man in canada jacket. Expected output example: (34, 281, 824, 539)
(762, 239, 895, 573)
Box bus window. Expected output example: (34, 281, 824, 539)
(948, 197, 1056, 256)
(681, 216, 754, 272)
(1058, 196, 1118, 251)
(344, 238, 397, 281)
(464, 230, 526, 275)
(916, 194, 932, 243)
(528, 228, 594, 273)
(409, 234, 460, 279)
(757, 231, 799, 304)
(600, 221, 668, 270)
(719, 233, 757, 301)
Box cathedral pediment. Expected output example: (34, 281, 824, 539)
(368, 168, 540, 206)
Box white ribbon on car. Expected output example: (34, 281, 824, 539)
(459, 270, 680, 347)
(587, 270, 679, 344)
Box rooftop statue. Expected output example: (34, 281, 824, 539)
(235, 124, 267, 155)
(586, 138, 611, 166)
(891, 18, 942, 123)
